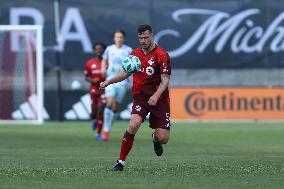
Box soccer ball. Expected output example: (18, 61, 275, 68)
(122, 55, 141, 73)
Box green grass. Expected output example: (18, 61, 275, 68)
(0, 121, 284, 189)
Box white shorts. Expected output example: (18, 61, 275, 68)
(105, 84, 127, 104)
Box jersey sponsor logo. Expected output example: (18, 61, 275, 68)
(135, 105, 142, 112)
(91, 64, 96, 68)
(148, 57, 155, 65)
(146, 66, 155, 75)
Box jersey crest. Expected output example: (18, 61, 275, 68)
(148, 57, 155, 65)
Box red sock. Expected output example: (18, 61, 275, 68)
(96, 114, 103, 135)
(119, 131, 135, 161)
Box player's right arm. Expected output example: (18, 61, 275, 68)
(101, 46, 109, 74)
(101, 59, 108, 74)
(84, 62, 91, 82)
(100, 70, 130, 89)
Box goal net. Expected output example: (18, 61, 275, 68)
(0, 25, 44, 124)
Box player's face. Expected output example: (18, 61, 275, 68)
(114, 32, 124, 47)
(94, 45, 104, 57)
(138, 30, 153, 50)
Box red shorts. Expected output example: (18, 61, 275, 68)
(131, 97, 171, 130)
(90, 92, 106, 112)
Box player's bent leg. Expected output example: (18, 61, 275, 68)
(112, 101, 119, 113)
(149, 97, 171, 156)
(90, 109, 97, 131)
(120, 114, 142, 160)
(111, 85, 126, 124)
(154, 128, 170, 144)
(102, 96, 115, 141)
(152, 128, 170, 156)
(110, 101, 119, 128)
(113, 114, 143, 171)
(90, 94, 98, 131)
(95, 105, 104, 142)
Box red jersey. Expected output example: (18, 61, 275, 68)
(84, 58, 105, 95)
(131, 45, 171, 100)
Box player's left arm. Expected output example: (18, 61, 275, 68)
(148, 74, 170, 106)
(148, 52, 171, 106)
(84, 64, 91, 82)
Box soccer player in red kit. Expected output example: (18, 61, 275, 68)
(100, 24, 171, 171)
(85, 43, 106, 141)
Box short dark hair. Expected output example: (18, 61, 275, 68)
(92, 42, 106, 50)
(138, 24, 152, 34)
(113, 29, 126, 37)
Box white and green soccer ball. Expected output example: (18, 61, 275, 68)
(122, 55, 141, 73)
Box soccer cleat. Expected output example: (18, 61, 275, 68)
(95, 134, 103, 142)
(102, 131, 109, 141)
(153, 139, 163, 156)
(113, 160, 124, 171)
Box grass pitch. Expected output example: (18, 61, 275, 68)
(0, 121, 283, 189)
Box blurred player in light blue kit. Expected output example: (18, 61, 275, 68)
(101, 30, 132, 141)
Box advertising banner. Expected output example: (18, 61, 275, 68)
(171, 87, 284, 120)
(1, 0, 284, 120)
(1, 0, 284, 69)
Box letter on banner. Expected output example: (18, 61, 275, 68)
(10, 7, 44, 52)
(58, 8, 92, 53)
